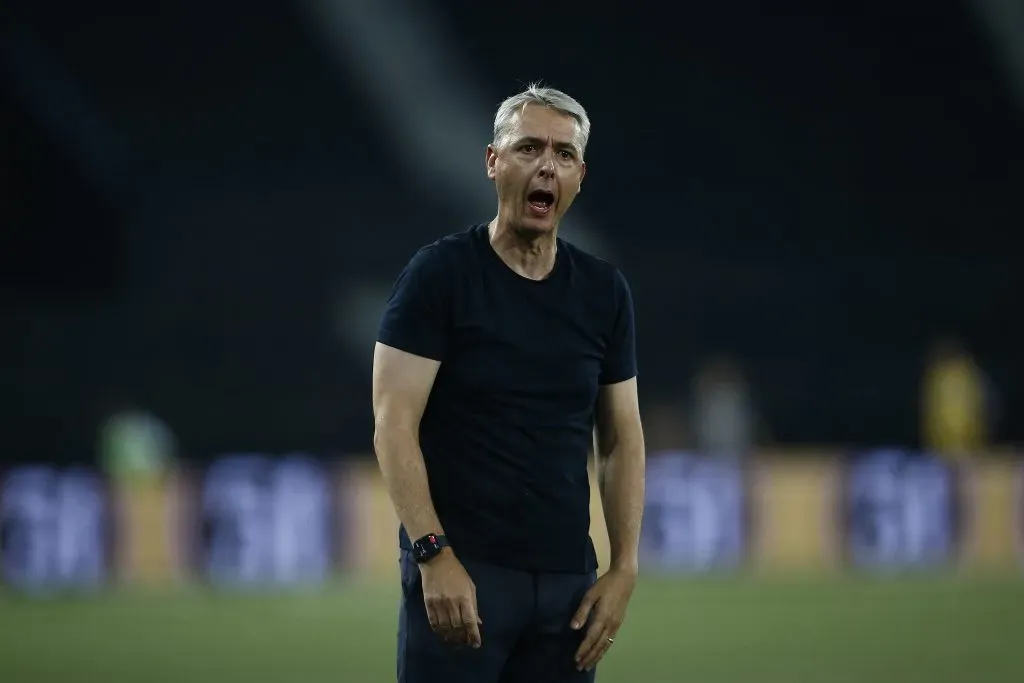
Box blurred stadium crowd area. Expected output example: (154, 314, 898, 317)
(2, 1, 1023, 681)
(1, 345, 1021, 681)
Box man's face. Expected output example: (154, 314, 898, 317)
(486, 104, 587, 237)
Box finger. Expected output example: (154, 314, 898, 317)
(449, 626, 469, 647)
(460, 598, 483, 649)
(433, 601, 458, 641)
(574, 618, 607, 665)
(424, 600, 442, 633)
(446, 598, 465, 631)
(576, 622, 612, 671)
(570, 591, 597, 631)
(445, 600, 471, 646)
(579, 630, 613, 672)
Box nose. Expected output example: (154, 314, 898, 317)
(537, 150, 556, 178)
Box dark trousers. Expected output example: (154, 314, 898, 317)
(397, 550, 598, 683)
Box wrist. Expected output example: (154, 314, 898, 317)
(608, 558, 639, 577)
(421, 546, 455, 566)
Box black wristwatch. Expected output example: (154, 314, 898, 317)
(411, 533, 450, 564)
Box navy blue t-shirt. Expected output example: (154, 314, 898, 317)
(377, 224, 637, 574)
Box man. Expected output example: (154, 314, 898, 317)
(372, 84, 646, 683)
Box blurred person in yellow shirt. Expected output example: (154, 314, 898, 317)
(920, 338, 994, 458)
(97, 395, 178, 584)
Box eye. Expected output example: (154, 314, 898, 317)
(521, 144, 537, 153)
(559, 150, 574, 160)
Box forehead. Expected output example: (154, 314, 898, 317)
(509, 104, 579, 144)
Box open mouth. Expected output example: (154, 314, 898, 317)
(527, 189, 556, 215)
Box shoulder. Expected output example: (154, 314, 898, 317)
(560, 239, 632, 296)
(397, 227, 480, 282)
(405, 227, 480, 269)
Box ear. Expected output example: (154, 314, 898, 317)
(578, 160, 587, 190)
(485, 144, 498, 179)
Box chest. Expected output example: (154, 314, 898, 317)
(443, 276, 609, 403)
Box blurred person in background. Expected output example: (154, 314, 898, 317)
(97, 394, 177, 583)
(689, 356, 758, 458)
(372, 84, 645, 682)
(920, 337, 995, 459)
(97, 394, 175, 483)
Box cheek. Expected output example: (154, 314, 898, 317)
(495, 176, 523, 205)
(558, 171, 582, 196)
(498, 168, 528, 192)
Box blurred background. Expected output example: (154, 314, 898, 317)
(2, 0, 1023, 681)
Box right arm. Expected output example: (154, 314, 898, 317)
(372, 245, 481, 647)
(371, 342, 446, 543)
(373, 245, 450, 540)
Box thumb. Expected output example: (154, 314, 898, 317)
(571, 590, 597, 630)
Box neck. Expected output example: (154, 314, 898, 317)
(488, 217, 558, 281)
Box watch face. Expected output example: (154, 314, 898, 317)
(414, 535, 444, 562)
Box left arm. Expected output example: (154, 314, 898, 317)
(593, 377, 646, 574)
(572, 269, 644, 672)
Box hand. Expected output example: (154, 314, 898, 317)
(419, 549, 483, 649)
(570, 567, 637, 671)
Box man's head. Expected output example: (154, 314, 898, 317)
(486, 84, 589, 239)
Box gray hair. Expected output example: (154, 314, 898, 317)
(492, 83, 591, 157)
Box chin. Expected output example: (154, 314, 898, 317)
(518, 215, 558, 235)
(512, 224, 554, 242)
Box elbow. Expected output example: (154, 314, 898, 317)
(605, 432, 646, 464)
(372, 416, 391, 460)
(372, 422, 395, 459)
(373, 419, 417, 459)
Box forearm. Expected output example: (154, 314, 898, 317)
(597, 442, 645, 573)
(374, 427, 444, 541)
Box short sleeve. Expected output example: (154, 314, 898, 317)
(599, 268, 638, 385)
(376, 245, 450, 361)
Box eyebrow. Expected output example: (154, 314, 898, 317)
(514, 136, 579, 153)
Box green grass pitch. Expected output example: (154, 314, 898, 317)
(1, 574, 1022, 683)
